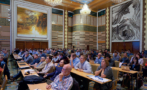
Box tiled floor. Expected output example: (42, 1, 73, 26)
(4, 58, 147, 90)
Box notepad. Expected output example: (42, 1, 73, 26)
(87, 75, 109, 83)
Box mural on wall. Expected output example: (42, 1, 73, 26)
(17, 7, 47, 38)
(111, 0, 141, 42)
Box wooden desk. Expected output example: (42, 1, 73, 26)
(28, 83, 52, 90)
(13, 54, 22, 59)
(17, 62, 30, 68)
(71, 68, 111, 84)
(17, 62, 53, 90)
(111, 67, 138, 74)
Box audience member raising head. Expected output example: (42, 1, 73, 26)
(46, 64, 73, 90)
(94, 53, 104, 64)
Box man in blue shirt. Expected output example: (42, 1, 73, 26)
(70, 53, 80, 68)
(112, 51, 120, 61)
(75, 50, 80, 57)
(94, 53, 104, 64)
(21, 52, 33, 64)
(30, 54, 40, 65)
(43, 60, 65, 84)
(121, 53, 130, 65)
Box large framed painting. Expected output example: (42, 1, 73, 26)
(110, 0, 142, 42)
(17, 7, 47, 38)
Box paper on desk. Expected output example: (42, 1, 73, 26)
(119, 62, 122, 67)
(19, 66, 30, 69)
(87, 75, 109, 83)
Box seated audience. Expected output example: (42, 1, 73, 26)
(75, 50, 80, 57)
(112, 51, 120, 61)
(75, 55, 92, 90)
(37, 56, 54, 76)
(0, 56, 10, 80)
(58, 53, 69, 64)
(106, 56, 115, 66)
(52, 52, 59, 63)
(104, 49, 110, 58)
(70, 53, 80, 68)
(136, 54, 144, 66)
(21, 52, 33, 64)
(29, 54, 40, 65)
(46, 64, 73, 90)
(44, 60, 65, 84)
(33, 56, 46, 72)
(93, 59, 113, 90)
(87, 53, 94, 62)
(130, 53, 136, 63)
(120, 53, 130, 65)
(94, 53, 104, 64)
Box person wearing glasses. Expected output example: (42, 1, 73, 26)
(46, 64, 73, 90)
(75, 55, 92, 90)
(94, 53, 104, 64)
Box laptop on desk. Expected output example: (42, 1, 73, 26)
(121, 66, 130, 71)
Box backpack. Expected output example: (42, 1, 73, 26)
(23, 75, 46, 84)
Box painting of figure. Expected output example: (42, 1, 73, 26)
(111, 0, 141, 42)
(17, 7, 47, 38)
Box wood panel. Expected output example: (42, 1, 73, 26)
(112, 42, 140, 53)
(41, 42, 48, 49)
(33, 42, 40, 49)
(16, 41, 48, 50)
(16, 41, 25, 50)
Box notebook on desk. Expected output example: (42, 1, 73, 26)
(121, 66, 130, 71)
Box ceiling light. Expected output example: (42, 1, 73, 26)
(44, 0, 62, 6)
(80, 4, 91, 15)
(111, 0, 124, 3)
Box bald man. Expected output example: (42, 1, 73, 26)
(46, 64, 73, 90)
(94, 53, 104, 64)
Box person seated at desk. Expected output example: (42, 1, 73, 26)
(29, 54, 40, 65)
(122, 57, 140, 89)
(106, 55, 115, 67)
(21, 52, 33, 64)
(87, 53, 94, 62)
(136, 53, 144, 66)
(58, 53, 69, 64)
(70, 53, 80, 68)
(120, 53, 130, 65)
(75, 50, 80, 57)
(46, 64, 73, 90)
(43, 60, 65, 84)
(93, 59, 113, 90)
(75, 55, 92, 90)
(94, 53, 104, 64)
(37, 56, 54, 76)
(112, 51, 120, 61)
(0, 56, 10, 80)
(11, 56, 46, 81)
(52, 52, 59, 63)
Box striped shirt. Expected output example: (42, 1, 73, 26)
(51, 75, 73, 90)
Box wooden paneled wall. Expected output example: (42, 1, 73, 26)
(112, 42, 140, 53)
(16, 41, 48, 50)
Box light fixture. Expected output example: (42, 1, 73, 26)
(111, 0, 124, 3)
(44, 0, 62, 6)
(80, 4, 91, 15)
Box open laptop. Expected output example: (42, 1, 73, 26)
(121, 65, 130, 71)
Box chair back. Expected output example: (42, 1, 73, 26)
(89, 60, 94, 64)
(112, 69, 119, 80)
(91, 64, 99, 74)
(114, 61, 120, 67)
(1, 75, 8, 90)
